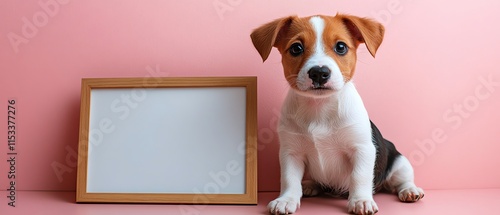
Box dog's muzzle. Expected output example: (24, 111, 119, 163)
(308, 66, 331, 88)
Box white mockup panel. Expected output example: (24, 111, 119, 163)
(86, 87, 247, 194)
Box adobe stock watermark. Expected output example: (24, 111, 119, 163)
(370, 0, 414, 27)
(347, 0, 414, 66)
(7, 0, 70, 54)
(258, 108, 280, 151)
(409, 73, 499, 166)
(178, 108, 281, 214)
(178, 157, 244, 215)
(213, 0, 242, 21)
(51, 65, 169, 182)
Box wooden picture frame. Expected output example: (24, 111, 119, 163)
(76, 77, 257, 204)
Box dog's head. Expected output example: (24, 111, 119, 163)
(251, 14, 384, 98)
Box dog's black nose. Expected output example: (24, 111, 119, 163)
(308, 66, 331, 87)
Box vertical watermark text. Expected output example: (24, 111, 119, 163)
(6, 99, 17, 207)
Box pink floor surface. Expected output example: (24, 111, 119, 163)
(1, 189, 499, 215)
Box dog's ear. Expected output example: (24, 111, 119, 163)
(340, 14, 385, 57)
(250, 16, 297, 62)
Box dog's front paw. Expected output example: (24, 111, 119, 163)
(348, 198, 379, 215)
(398, 186, 425, 202)
(268, 196, 300, 215)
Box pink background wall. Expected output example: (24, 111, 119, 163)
(1, 0, 499, 192)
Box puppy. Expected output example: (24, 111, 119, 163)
(251, 14, 424, 215)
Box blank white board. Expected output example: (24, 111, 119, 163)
(76, 77, 257, 204)
(87, 87, 246, 193)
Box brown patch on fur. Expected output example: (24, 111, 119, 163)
(277, 17, 316, 90)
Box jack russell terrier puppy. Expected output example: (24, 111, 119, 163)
(251, 14, 424, 215)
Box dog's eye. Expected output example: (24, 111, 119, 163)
(289, 43, 304, 57)
(334, 41, 348, 56)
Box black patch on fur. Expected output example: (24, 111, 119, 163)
(319, 121, 401, 198)
(320, 185, 350, 199)
(371, 120, 401, 192)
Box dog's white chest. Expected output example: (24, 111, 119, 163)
(305, 127, 354, 190)
(279, 83, 372, 190)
